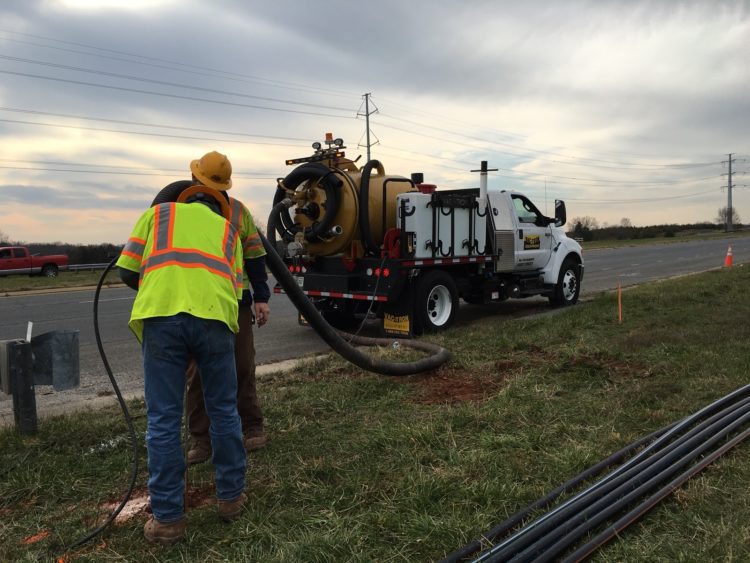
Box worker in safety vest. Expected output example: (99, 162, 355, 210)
(182, 151, 271, 465)
(117, 176, 247, 545)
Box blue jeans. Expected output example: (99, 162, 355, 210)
(142, 313, 246, 522)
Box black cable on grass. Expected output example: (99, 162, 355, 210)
(439, 422, 677, 563)
(481, 397, 750, 562)
(562, 426, 750, 563)
(515, 405, 750, 563)
(472, 384, 750, 562)
(66, 256, 139, 550)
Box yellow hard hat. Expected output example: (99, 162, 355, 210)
(190, 151, 233, 191)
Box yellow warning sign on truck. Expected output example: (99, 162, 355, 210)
(384, 313, 411, 336)
(524, 234, 540, 250)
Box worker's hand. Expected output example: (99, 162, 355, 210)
(255, 302, 270, 327)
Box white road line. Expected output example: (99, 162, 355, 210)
(79, 297, 135, 304)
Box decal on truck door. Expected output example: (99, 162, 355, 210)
(524, 234, 541, 250)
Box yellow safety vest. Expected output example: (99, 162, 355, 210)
(228, 196, 265, 290)
(117, 202, 243, 341)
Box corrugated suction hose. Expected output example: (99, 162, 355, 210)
(263, 201, 449, 375)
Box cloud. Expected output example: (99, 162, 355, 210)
(0, 0, 747, 242)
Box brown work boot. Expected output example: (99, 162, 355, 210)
(187, 440, 211, 465)
(143, 516, 186, 545)
(218, 492, 247, 522)
(244, 430, 267, 452)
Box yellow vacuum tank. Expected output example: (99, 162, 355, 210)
(280, 154, 415, 258)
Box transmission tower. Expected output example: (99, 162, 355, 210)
(721, 154, 737, 232)
(357, 93, 379, 162)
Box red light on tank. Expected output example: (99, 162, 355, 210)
(382, 268, 390, 277)
(288, 265, 294, 273)
(374, 268, 381, 277)
(325, 132, 333, 141)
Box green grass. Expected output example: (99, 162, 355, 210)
(581, 228, 750, 249)
(0, 269, 121, 293)
(2, 266, 750, 561)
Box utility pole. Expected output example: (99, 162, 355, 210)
(721, 153, 734, 232)
(357, 93, 379, 162)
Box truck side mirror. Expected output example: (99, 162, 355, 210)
(554, 200, 567, 227)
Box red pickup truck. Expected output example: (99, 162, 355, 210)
(0, 246, 69, 277)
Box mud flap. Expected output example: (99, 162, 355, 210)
(382, 283, 414, 338)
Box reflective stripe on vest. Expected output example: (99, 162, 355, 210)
(122, 237, 146, 260)
(141, 249, 234, 281)
(228, 198, 245, 293)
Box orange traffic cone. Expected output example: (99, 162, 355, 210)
(724, 245, 733, 268)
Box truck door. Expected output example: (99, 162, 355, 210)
(511, 194, 553, 270)
(0, 247, 28, 274)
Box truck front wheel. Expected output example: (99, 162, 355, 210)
(415, 270, 459, 333)
(41, 264, 58, 278)
(549, 258, 580, 307)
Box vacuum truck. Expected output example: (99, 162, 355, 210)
(268, 134, 584, 337)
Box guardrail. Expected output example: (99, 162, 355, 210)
(68, 263, 110, 271)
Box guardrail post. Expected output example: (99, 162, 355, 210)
(9, 340, 37, 435)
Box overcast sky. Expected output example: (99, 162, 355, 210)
(1, 0, 748, 244)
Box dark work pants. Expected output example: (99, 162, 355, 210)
(186, 303, 264, 442)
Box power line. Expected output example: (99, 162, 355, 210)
(0, 118, 308, 147)
(374, 142, 719, 187)
(0, 164, 275, 179)
(0, 69, 357, 120)
(0, 29, 362, 100)
(373, 114, 720, 170)
(0, 54, 354, 112)
(0, 106, 313, 142)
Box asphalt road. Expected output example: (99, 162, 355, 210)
(1, 235, 747, 424)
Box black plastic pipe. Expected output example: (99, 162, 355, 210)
(439, 422, 677, 563)
(474, 384, 750, 561)
(480, 398, 750, 562)
(526, 406, 750, 563)
(562, 425, 750, 563)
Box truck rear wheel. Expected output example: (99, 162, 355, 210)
(41, 264, 58, 278)
(415, 270, 458, 333)
(549, 257, 580, 307)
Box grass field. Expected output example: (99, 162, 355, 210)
(1, 266, 749, 561)
(0, 268, 122, 294)
(581, 227, 750, 250)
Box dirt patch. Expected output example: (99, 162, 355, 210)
(562, 351, 655, 379)
(407, 365, 514, 405)
(98, 484, 215, 524)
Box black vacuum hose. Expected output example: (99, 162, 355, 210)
(260, 227, 450, 376)
(66, 256, 139, 550)
(271, 163, 343, 244)
(358, 160, 382, 256)
(151, 179, 193, 206)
